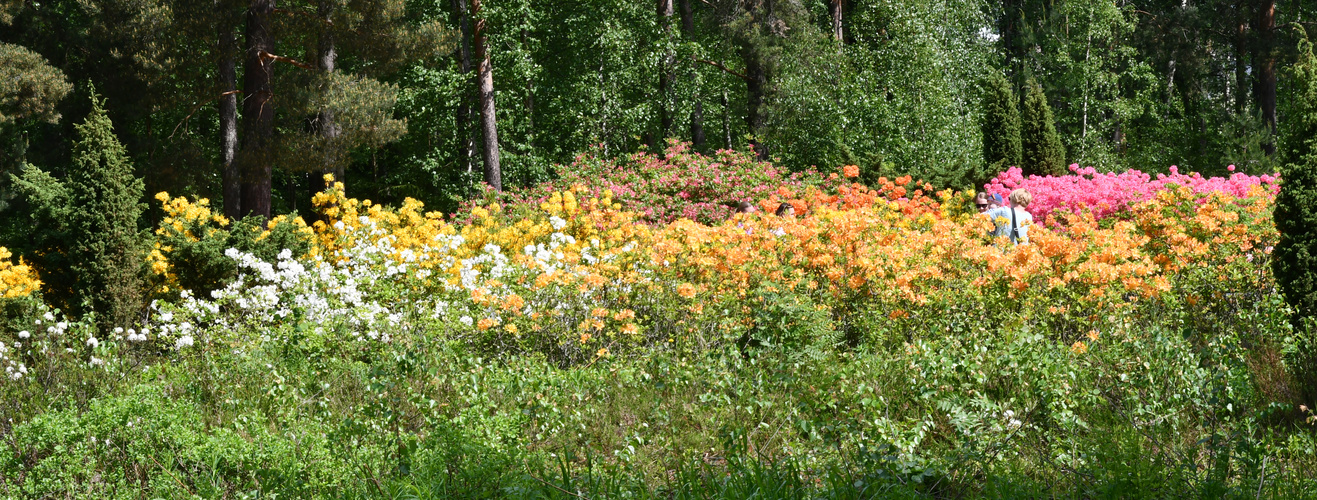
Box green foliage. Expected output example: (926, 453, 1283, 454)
(1020, 81, 1066, 177)
(1274, 30, 1317, 405)
(981, 71, 1022, 178)
(0, 42, 71, 126)
(765, 0, 992, 188)
(10, 91, 146, 328)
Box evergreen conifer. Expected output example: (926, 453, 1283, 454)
(1274, 30, 1317, 404)
(981, 71, 1022, 177)
(12, 89, 146, 328)
(1020, 80, 1066, 177)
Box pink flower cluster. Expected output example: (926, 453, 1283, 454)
(487, 141, 834, 225)
(984, 164, 1280, 223)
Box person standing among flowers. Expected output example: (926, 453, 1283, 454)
(771, 202, 795, 237)
(974, 192, 991, 213)
(985, 189, 1033, 244)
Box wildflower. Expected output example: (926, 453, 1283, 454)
(175, 335, 194, 349)
(17, 331, 28, 339)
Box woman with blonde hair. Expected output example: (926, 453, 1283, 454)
(984, 189, 1033, 244)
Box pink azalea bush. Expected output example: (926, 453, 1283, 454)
(478, 141, 836, 225)
(985, 164, 1280, 224)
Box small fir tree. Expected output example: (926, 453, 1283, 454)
(981, 71, 1022, 176)
(1274, 30, 1317, 404)
(1020, 80, 1066, 177)
(11, 89, 146, 328)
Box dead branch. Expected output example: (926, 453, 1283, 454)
(693, 57, 748, 81)
(168, 90, 241, 141)
(259, 51, 316, 70)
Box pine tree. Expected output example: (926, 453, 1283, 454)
(981, 72, 1022, 175)
(1273, 30, 1317, 404)
(1020, 80, 1066, 177)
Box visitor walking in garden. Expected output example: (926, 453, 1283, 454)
(985, 189, 1033, 244)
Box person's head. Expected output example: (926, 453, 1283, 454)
(736, 201, 758, 214)
(774, 202, 795, 217)
(974, 192, 990, 213)
(1008, 188, 1032, 208)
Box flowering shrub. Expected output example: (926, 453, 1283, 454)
(475, 141, 840, 225)
(985, 164, 1280, 223)
(0, 247, 39, 299)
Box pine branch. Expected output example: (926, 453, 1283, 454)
(693, 57, 748, 81)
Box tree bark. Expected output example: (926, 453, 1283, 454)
(240, 0, 275, 220)
(471, 0, 501, 191)
(830, 0, 843, 42)
(218, 0, 240, 220)
(316, 0, 342, 184)
(1253, 0, 1276, 155)
(452, 0, 476, 176)
(721, 89, 730, 149)
(1235, 12, 1249, 114)
(679, 0, 703, 148)
(658, 0, 674, 139)
(743, 50, 767, 159)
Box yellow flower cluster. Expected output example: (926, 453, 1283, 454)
(148, 191, 313, 291)
(0, 247, 39, 299)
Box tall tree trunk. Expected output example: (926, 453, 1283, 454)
(679, 0, 703, 148)
(471, 0, 501, 191)
(830, 0, 843, 42)
(218, 0, 240, 220)
(240, 0, 275, 220)
(1000, 0, 1023, 84)
(316, 0, 342, 184)
(743, 50, 767, 159)
(452, 0, 476, 176)
(721, 89, 730, 149)
(1235, 12, 1249, 114)
(658, 0, 674, 139)
(1253, 0, 1276, 155)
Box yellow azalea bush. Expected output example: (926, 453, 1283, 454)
(147, 191, 314, 296)
(0, 247, 39, 299)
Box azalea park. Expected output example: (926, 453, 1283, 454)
(5, 2, 1317, 499)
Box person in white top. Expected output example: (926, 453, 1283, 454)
(984, 189, 1033, 244)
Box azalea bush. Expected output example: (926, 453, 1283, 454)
(985, 164, 1281, 223)
(473, 141, 843, 225)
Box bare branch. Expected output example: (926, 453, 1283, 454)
(168, 90, 242, 141)
(693, 57, 748, 81)
(258, 50, 316, 70)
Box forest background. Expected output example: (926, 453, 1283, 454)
(2, 0, 1315, 224)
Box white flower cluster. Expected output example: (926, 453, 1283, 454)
(144, 212, 646, 349)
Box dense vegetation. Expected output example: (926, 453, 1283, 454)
(3, 0, 1317, 497)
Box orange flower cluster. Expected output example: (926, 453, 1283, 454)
(648, 178, 1274, 329)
